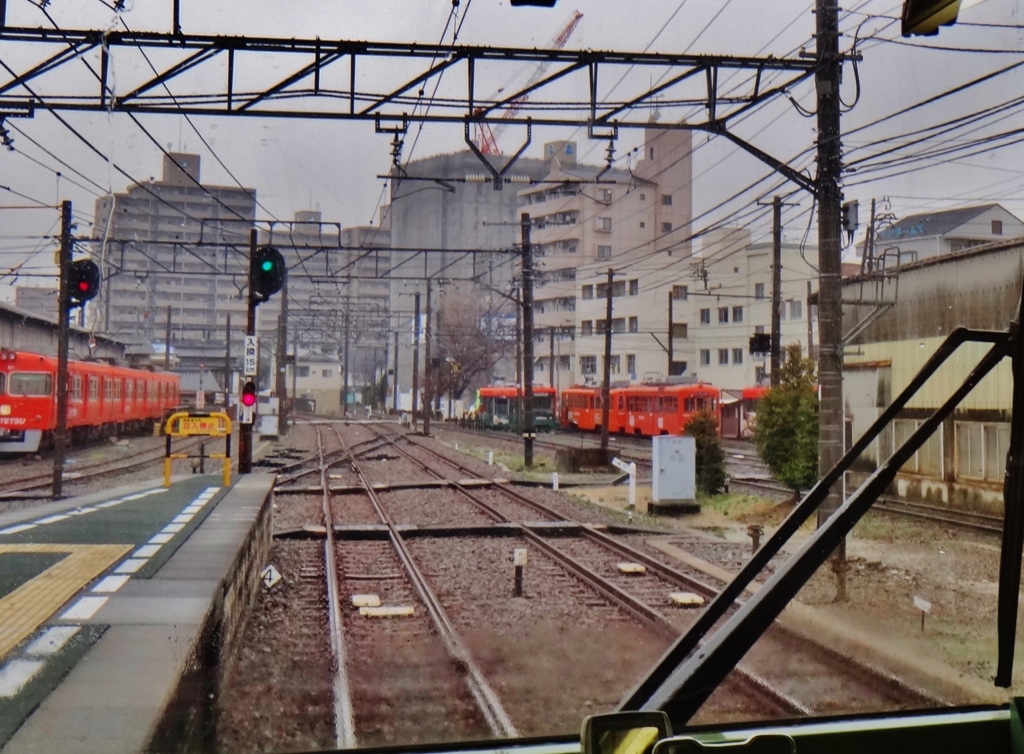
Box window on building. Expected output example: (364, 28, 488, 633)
(640, 221, 646, 228)
(582, 284, 593, 300)
(629, 316, 639, 333)
(597, 217, 612, 232)
(700, 349, 711, 366)
(718, 348, 729, 365)
(672, 285, 688, 301)
(755, 283, 766, 299)
(627, 354, 636, 375)
(993, 219, 1004, 235)
(755, 365, 767, 383)
(671, 323, 688, 338)
(558, 355, 571, 371)
(581, 321, 593, 336)
(296, 366, 310, 378)
(732, 348, 744, 365)
(790, 300, 803, 319)
(640, 193, 646, 200)
(612, 318, 626, 333)
(597, 245, 612, 260)
(732, 306, 743, 323)
(670, 360, 687, 376)
(322, 369, 333, 378)
(661, 194, 673, 206)
(629, 279, 639, 295)
(608, 355, 621, 374)
(600, 189, 613, 202)
(581, 356, 597, 375)
(718, 307, 729, 324)
(596, 281, 627, 298)
(661, 222, 673, 233)
(700, 308, 711, 325)
(755, 325, 765, 334)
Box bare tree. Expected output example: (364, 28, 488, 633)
(434, 285, 514, 399)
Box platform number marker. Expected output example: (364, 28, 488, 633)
(914, 595, 931, 630)
(261, 564, 282, 589)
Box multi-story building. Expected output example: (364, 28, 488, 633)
(14, 286, 57, 321)
(92, 153, 257, 351)
(873, 203, 1023, 265)
(522, 127, 694, 387)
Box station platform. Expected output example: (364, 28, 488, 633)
(0, 472, 275, 754)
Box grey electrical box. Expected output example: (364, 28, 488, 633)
(651, 435, 698, 515)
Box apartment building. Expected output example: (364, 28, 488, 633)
(521, 127, 694, 388)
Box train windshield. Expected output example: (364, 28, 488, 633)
(9, 373, 52, 397)
(534, 394, 553, 411)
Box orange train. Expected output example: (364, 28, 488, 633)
(559, 382, 722, 437)
(0, 349, 180, 453)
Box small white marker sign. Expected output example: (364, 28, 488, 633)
(513, 548, 528, 566)
(913, 595, 931, 613)
(261, 564, 282, 589)
(244, 336, 259, 377)
(611, 457, 632, 473)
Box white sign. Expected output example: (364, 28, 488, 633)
(244, 336, 259, 377)
(195, 390, 205, 410)
(239, 406, 255, 425)
(261, 564, 281, 589)
(611, 456, 632, 473)
(513, 548, 528, 566)
(913, 595, 932, 613)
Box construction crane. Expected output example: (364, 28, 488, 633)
(474, 10, 583, 156)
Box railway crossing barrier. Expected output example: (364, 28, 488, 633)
(164, 411, 232, 487)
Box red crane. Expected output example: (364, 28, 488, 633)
(474, 10, 583, 156)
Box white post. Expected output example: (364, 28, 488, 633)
(552, 472, 559, 490)
(628, 462, 637, 510)
(454, 442, 459, 451)
(487, 451, 493, 465)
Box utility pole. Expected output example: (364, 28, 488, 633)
(521, 213, 535, 468)
(549, 328, 555, 387)
(275, 279, 288, 436)
(667, 293, 674, 376)
(412, 292, 421, 430)
(515, 288, 523, 435)
(815, 0, 847, 600)
(393, 329, 399, 413)
(224, 312, 231, 403)
(423, 280, 433, 437)
(807, 280, 814, 359)
(51, 200, 72, 500)
(165, 305, 172, 371)
(601, 268, 614, 456)
(239, 228, 257, 474)
(343, 288, 350, 418)
(861, 197, 877, 275)
(291, 340, 298, 410)
(771, 195, 783, 388)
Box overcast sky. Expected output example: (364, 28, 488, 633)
(1, 0, 1022, 298)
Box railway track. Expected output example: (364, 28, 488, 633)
(365, 425, 944, 717)
(0, 435, 206, 499)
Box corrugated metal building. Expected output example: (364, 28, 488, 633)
(843, 235, 1024, 511)
(0, 301, 128, 362)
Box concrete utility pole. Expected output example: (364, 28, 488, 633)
(771, 195, 783, 388)
(393, 329, 399, 413)
(515, 288, 523, 435)
(412, 292, 421, 429)
(164, 305, 172, 371)
(423, 280, 433, 437)
(601, 268, 614, 455)
(52, 200, 72, 500)
(667, 293, 674, 376)
(815, 0, 847, 599)
(224, 312, 232, 402)
(275, 279, 288, 435)
(521, 213, 536, 468)
(549, 328, 555, 387)
(343, 288, 350, 418)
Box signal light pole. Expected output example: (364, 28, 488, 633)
(239, 229, 257, 474)
(521, 213, 535, 468)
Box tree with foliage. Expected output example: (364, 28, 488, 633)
(754, 344, 820, 494)
(686, 410, 727, 495)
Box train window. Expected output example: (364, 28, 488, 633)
(126, 380, 133, 401)
(104, 379, 112, 400)
(71, 376, 82, 402)
(9, 373, 53, 396)
(0, 373, 5, 394)
(89, 377, 99, 400)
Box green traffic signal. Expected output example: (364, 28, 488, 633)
(261, 260, 273, 272)
(251, 246, 285, 302)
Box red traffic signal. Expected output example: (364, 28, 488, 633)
(67, 259, 100, 306)
(241, 381, 258, 407)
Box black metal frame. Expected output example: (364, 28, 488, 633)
(622, 282, 1024, 724)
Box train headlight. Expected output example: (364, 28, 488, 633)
(0, 405, 10, 416)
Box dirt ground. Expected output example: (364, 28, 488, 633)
(568, 482, 1024, 707)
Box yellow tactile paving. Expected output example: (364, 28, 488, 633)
(0, 543, 132, 660)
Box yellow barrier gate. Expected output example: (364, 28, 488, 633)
(164, 411, 232, 487)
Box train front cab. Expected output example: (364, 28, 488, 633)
(0, 351, 55, 453)
(561, 387, 601, 431)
